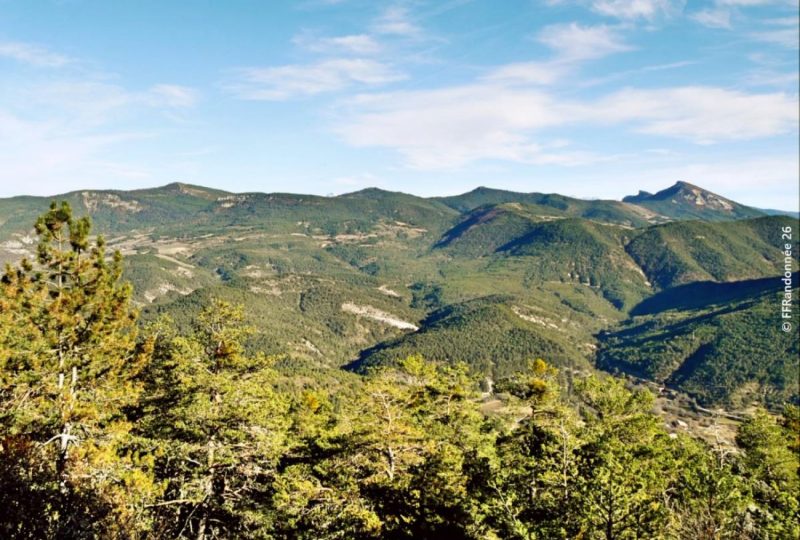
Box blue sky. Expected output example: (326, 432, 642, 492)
(0, 0, 797, 209)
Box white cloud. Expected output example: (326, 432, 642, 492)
(337, 84, 597, 169)
(538, 23, 632, 61)
(691, 1, 799, 33)
(762, 16, 800, 26)
(691, 8, 732, 28)
(336, 83, 797, 169)
(747, 13, 799, 48)
(372, 6, 421, 36)
(640, 60, 697, 71)
(716, 0, 784, 6)
(0, 75, 199, 192)
(0, 41, 72, 67)
(745, 69, 799, 88)
(590, 0, 683, 20)
(293, 33, 383, 55)
(147, 84, 199, 108)
(226, 59, 405, 100)
(486, 24, 631, 86)
(0, 105, 149, 191)
(581, 86, 798, 142)
(749, 27, 800, 48)
(486, 62, 567, 85)
(17, 81, 198, 128)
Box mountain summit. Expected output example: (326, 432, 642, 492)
(623, 181, 764, 220)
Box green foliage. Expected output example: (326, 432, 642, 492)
(437, 208, 650, 309)
(625, 216, 798, 289)
(599, 283, 799, 407)
(435, 187, 656, 226)
(138, 301, 291, 539)
(270, 355, 498, 539)
(735, 411, 800, 537)
(1, 192, 799, 538)
(1, 233, 798, 539)
(0, 202, 157, 538)
(351, 296, 589, 378)
(1, 185, 795, 410)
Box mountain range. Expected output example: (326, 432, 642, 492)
(0, 181, 797, 408)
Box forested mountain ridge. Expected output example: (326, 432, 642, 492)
(0, 181, 771, 245)
(0, 182, 797, 408)
(0, 203, 797, 539)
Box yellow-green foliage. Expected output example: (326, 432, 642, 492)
(0, 205, 798, 539)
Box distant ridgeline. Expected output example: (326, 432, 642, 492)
(0, 181, 797, 407)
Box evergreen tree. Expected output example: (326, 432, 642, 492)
(271, 356, 496, 540)
(490, 359, 583, 539)
(572, 376, 677, 539)
(735, 409, 800, 538)
(141, 300, 291, 539)
(0, 202, 156, 538)
(668, 435, 754, 540)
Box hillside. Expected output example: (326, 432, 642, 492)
(625, 216, 798, 289)
(0, 183, 230, 241)
(598, 275, 799, 407)
(436, 186, 659, 226)
(435, 203, 564, 256)
(349, 295, 592, 377)
(0, 182, 797, 407)
(437, 209, 652, 310)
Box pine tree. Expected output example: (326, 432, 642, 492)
(490, 359, 582, 539)
(735, 409, 800, 538)
(141, 300, 291, 539)
(271, 355, 495, 540)
(0, 202, 156, 537)
(668, 435, 753, 540)
(572, 376, 677, 540)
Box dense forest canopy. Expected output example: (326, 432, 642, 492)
(0, 203, 798, 538)
(1, 184, 796, 410)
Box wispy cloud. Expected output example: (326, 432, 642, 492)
(147, 84, 200, 108)
(749, 25, 800, 48)
(226, 59, 405, 100)
(0, 38, 200, 190)
(0, 41, 73, 67)
(640, 60, 697, 71)
(372, 6, 421, 36)
(590, 0, 684, 20)
(745, 69, 800, 88)
(293, 33, 383, 55)
(587, 86, 797, 142)
(0, 102, 150, 189)
(485, 63, 567, 85)
(538, 23, 632, 61)
(337, 85, 576, 168)
(336, 81, 797, 169)
(486, 24, 631, 86)
(716, 0, 789, 6)
(690, 8, 732, 28)
(691, 0, 798, 33)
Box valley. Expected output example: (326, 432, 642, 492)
(0, 181, 797, 413)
